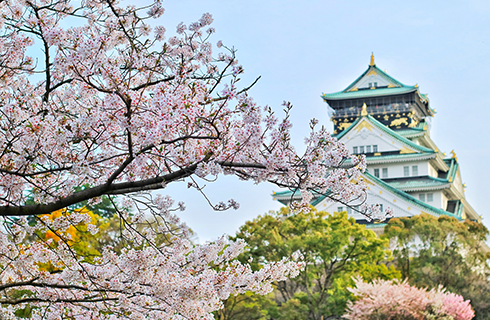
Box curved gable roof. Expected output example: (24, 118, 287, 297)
(335, 114, 434, 154)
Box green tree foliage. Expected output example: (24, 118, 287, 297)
(226, 207, 399, 320)
(383, 213, 490, 319)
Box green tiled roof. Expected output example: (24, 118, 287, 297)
(338, 152, 436, 165)
(364, 172, 461, 220)
(365, 152, 436, 163)
(322, 64, 421, 101)
(345, 65, 408, 91)
(272, 189, 327, 206)
(395, 130, 425, 138)
(384, 176, 450, 191)
(322, 86, 417, 100)
(395, 123, 427, 138)
(365, 223, 388, 229)
(444, 158, 459, 182)
(272, 172, 461, 220)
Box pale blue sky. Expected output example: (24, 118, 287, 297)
(158, 0, 490, 242)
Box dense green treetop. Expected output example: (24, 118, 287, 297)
(228, 207, 399, 320)
(383, 214, 490, 320)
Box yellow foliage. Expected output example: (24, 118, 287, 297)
(42, 207, 99, 244)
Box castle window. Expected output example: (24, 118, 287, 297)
(353, 146, 358, 154)
(366, 145, 371, 153)
(412, 165, 418, 176)
(374, 168, 380, 178)
(360, 146, 365, 153)
(404, 166, 410, 177)
(368, 82, 372, 87)
(427, 193, 433, 202)
(373, 145, 378, 152)
(419, 194, 426, 202)
(374, 82, 378, 87)
(337, 206, 344, 213)
(382, 168, 388, 178)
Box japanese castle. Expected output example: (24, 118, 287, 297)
(273, 54, 481, 232)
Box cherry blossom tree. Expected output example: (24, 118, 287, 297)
(345, 278, 474, 320)
(0, 0, 379, 318)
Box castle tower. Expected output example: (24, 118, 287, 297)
(273, 55, 481, 231)
(323, 53, 433, 135)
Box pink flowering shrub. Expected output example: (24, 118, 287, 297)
(345, 278, 474, 320)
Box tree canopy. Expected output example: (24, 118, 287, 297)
(383, 214, 490, 319)
(229, 207, 399, 320)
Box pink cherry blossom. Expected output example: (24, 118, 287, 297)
(345, 277, 474, 320)
(0, 0, 383, 318)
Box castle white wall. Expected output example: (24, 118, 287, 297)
(428, 163, 438, 178)
(406, 190, 445, 210)
(454, 170, 464, 194)
(357, 74, 391, 89)
(343, 131, 399, 154)
(367, 161, 429, 179)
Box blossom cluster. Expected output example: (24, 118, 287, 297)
(0, 0, 384, 317)
(345, 277, 474, 320)
(0, 212, 303, 319)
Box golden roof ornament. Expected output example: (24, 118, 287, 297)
(361, 103, 368, 116)
(450, 150, 458, 161)
(370, 52, 375, 66)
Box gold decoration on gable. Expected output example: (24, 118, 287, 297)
(367, 69, 378, 77)
(450, 150, 458, 161)
(399, 146, 416, 154)
(384, 115, 389, 121)
(338, 122, 352, 131)
(387, 84, 397, 88)
(349, 87, 358, 92)
(361, 103, 368, 116)
(360, 177, 375, 186)
(408, 117, 418, 128)
(390, 118, 408, 127)
(355, 119, 374, 132)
